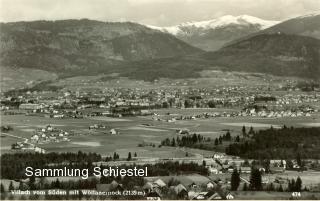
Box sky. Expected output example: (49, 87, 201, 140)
(0, 0, 319, 26)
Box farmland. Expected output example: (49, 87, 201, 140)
(1, 111, 319, 158)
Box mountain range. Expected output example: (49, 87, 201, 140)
(0, 19, 201, 73)
(148, 15, 280, 51)
(0, 13, 319, 83)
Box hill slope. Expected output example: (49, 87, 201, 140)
(227, 13, 320, 47)
(204, 33, 320, 78)
(0, 19, 202, 73)
(117, 34, 320, 81)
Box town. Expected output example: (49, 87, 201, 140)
(1, 79, 320, 200)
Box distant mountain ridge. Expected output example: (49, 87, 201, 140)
(117, 33, 320, 81)
(205, 33, 320, 78)
(147, 15, 280, 51)
(0, 15, 319, 82)
(0, 19, 202, 73)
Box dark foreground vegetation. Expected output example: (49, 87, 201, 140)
(226, 127, 320, 159)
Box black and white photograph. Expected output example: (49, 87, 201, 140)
(0, 0, 320, 200)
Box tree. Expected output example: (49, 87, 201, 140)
(171, 138, 176, 147)
(127, 152, 132, 161)
(113, 152, 117, 160)
(278, 184, 284, 192)
(242, 126, 246, 136)
(296, 153, 302, 167)
(185, 152, 189, 157)
(295, 177, 302, 192)
(226, 131, 231, 141)
(202, 160, 206, 167)
(235, 135, 240, 142)
(19, 182, 25, 190)
(250, 168, 262, 190)
(267, 183, 275, 191)
(8, 181, 14, 191)
(215, 138, 219, 146)
(1, 183, 5, 193)
(54, 179, 61, 189)
(243, 183, 248, 191)
(29, 175, 36, 190)
(289, 179, 296, 191)
(248, 126, 254, 135)
(134, 152, 137, 157)
(231, 169, 240, 191)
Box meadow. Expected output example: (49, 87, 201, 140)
(1, 111, 319, 158)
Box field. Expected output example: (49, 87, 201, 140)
(1, 110, 320, 158)
(0, 66, 58, 92)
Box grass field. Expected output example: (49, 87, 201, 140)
(1, 112, 319, 158)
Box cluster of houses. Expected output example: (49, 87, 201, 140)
(1, 84, 319, 121)
(11, 141, 45, 153)
(151, 106, 315, 123)
(29, 125, 71, 144)
(88, 124, 119, 135)
(95, 176, 235, 200)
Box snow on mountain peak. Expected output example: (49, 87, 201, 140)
(297, 11, 320, 19)
(147, 15, 280, 35)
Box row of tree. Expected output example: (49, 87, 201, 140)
(231, 168, 303, 192)
(161, 132, 239, 150)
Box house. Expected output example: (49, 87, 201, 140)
(19, 103, 42, 110)
(240, 167, 251, 174)
(270, 166, 285, 173)
(96, 184, 111, 192)
(226, 193, 234, 200)
(146, 191, 161, 200)
(177, 129, 189, 135)
(191, 192, 207, 200)
(206, 181, 216, 190)
(110, 129, 119, 135)
(153, 179, 166, 188)
(189, 182, 198, 189)
(174, 184, 188, 199)
(143, 182, 154, 193)
(110, 180, 123, 191)
(208, 167, 219, 174)
(213, 154, 224, 159)
(96, 180, 123, 192)
(30, 134, 39, 142)
(47, 125, 53, 131)
(207, 192, 222, 200)
(140, 110, 151, 115)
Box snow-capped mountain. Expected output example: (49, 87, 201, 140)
(149, 15, 279, 35)
(228, 12, 320, 46)
(147, 15, 280, 51)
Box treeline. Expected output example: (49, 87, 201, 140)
(226, 126, 320, 159)
(1, 152, 102, 179)
(161, 132, 239, 150)
(104, 152, 137, 161)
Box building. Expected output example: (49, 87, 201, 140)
(19, 103, 42, 110)
(110, 129, 119, 135)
